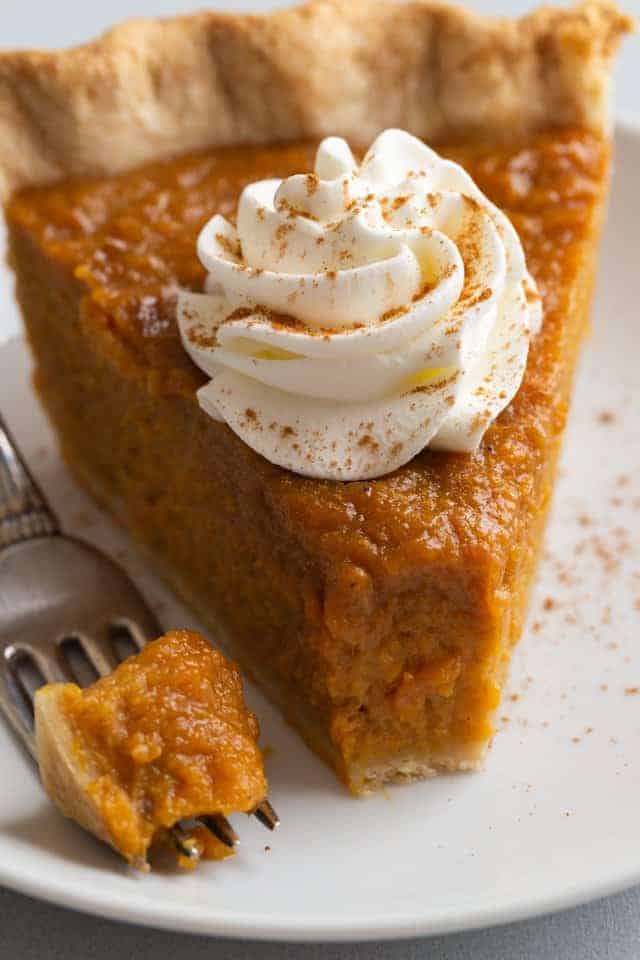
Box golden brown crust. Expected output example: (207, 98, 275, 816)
(34, 685, 129, 863)
(0, 0, 631, 201)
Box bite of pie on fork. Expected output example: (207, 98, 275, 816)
(0, 414, 278, 871)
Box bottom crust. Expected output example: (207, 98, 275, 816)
(35, 685, 118, 855)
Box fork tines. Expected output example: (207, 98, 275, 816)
(252, 798, 280, 831)
(192, 800, 280, 853)
(199, 799, 280, 848)
(203, 799, 280, 849)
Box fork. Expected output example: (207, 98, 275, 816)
(0, 412, 278, 864)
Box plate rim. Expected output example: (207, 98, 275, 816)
(0, 116, 638, 943)
(1, 852, 639, 943)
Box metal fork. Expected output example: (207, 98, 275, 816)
(0, 412, 278, 864)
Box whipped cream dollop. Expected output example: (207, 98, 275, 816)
(178, 129, 542, 480)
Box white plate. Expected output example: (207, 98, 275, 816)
(0, 123, 638, 943)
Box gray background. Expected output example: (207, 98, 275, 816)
(1, 1, 639, 957)
(2, 885, 640, 959)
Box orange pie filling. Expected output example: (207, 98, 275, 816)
(35, 631, 267, 868)
(11, 129, 609, 791)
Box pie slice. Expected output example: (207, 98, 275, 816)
(1, 0, 631, 793)
(35, 630, 267, 870)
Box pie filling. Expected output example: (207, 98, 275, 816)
(9, 128, 609, 791)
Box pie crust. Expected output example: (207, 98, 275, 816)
(0, 0, 631, 200)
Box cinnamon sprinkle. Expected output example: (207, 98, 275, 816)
(215, 232, 241, 259)
(187, 325, 218, 349)
(597, 410, 616, 425)
(225, 306, 304, 331)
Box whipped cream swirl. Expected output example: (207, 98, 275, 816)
(178, 129, 541, 480)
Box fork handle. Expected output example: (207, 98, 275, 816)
(0, 413, 59, 549)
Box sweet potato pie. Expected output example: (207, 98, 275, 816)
(0, 1, 631, 793)
(35, 630, 267, 869)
